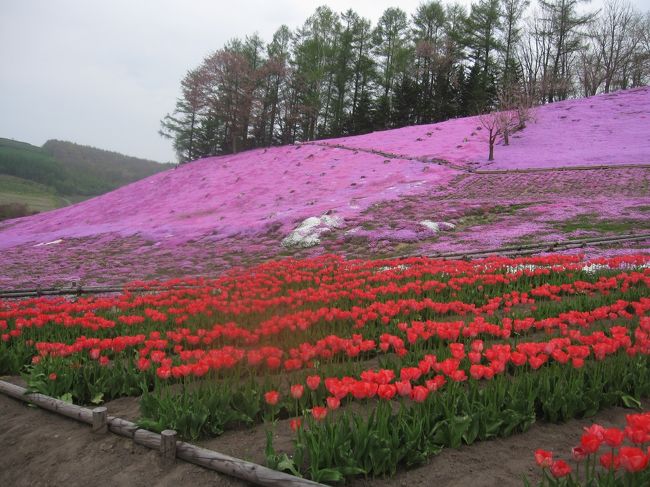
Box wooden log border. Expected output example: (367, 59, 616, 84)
(0, 283, 203, 299)
(0, 380, 325, 487)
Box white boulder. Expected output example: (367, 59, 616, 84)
(419, 220, 455, 233)
(282, 214, 343, 248)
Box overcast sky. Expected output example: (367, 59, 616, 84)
(0, 0, 647, 162)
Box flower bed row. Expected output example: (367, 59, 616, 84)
(0, 254, 648, 482)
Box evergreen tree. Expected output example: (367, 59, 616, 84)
(346, 13, 375, 134)
(411, 1, 447, 123)
(464, 0, 503, 111)
(292, 6, 341, 140)
(501, 0, 530, 88)
(373, 7, 410, 127)
(159, 68, 208, 163)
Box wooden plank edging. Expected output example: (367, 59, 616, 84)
(0, 283, 202, 299)
(0, 380, 325, 487)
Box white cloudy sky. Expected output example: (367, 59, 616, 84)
(0, 0, 646, 162)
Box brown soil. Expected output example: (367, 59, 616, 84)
(1, 388, 646, 487)
(0, 393, 245, 487)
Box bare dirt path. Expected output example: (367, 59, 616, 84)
(0, 393, 245, 487)
(1, 391, 646, 487)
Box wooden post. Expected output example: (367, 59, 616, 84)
(160, 429, 177, 463)
(92, 407, 108, 434)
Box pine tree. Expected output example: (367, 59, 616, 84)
(347, 13, 375, 134)
(411, 1, 447, 123)
(501, 0, 530, 88)
(373, 7, 410, 127)
(464, 0, 503, 111)
(159, 68, 208, 163)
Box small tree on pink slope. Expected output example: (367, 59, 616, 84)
(496, 109, 518, 146)
(496, 86, 534, 146)
(479, 112, 502, 161)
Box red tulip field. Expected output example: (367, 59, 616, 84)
(1, 253, 649, 485)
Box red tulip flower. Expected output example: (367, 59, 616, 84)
(306, 375, 321, 391)
(580, 432, 602, 454)
(534, 449, 553, 468)
(619, 446, 649, 473)
(326, 396, 340, 410)
(425, 375, 446, 392)
(599, 452, 620, 470)
(410, 385, 429, 403)
(584, 424, 606, 440)
(450, 370, 467, 382)
(470, 340, 484, 353)
(395, 380, 412, 397)
(572, 357, 584, 369)
(468, 351, 482, 364)
(571, 446, 587, 462)
(290, 384, 304, 400)
(625, 426, 650, 445)
(264, 390, 280, 406)
(550, 460, 571, 478)
(377, 384, 397, 400)
(469, 365, 484, 380)
(289, 418, 302, 432)
(311, 406, 328, 421)
(266, 357, 281, 369)
(156, 367, 171, 379)
(603, 427, 625, 448)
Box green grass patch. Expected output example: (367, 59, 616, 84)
(454, 203, 532, 229)
(555, 212, 650, 234)
(0, 174, 69, 213)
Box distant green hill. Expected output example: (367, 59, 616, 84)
(42, 140, 172, 192)
(0, 138, 172, 220)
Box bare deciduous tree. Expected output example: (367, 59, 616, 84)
(479, 111, 502, 161)
(593, 0, 641, 93)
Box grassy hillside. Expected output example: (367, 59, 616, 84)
(0, 137, 171, 219)
(0, 138, 81, 195)
(42, 139, 173, 191)
(0, 174, 69, 210)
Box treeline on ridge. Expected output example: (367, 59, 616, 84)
(161, 0, 650, 163)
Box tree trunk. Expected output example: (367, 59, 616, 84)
(188, 112, 195, 161)
(488, 129, 495, 161)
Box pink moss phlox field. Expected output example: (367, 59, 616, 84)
(323, 86, 650, 169)
(0, 145, 457, 250)
(0, 88, 648, 288)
